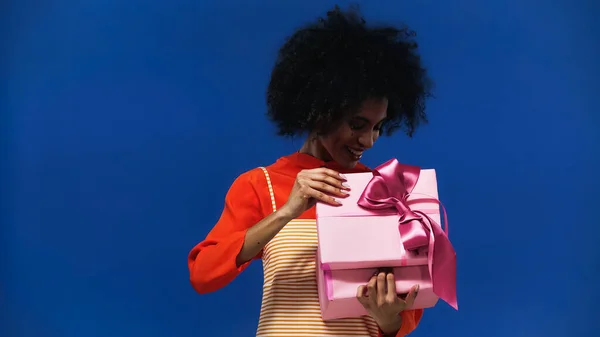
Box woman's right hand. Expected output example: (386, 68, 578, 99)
(279, 167, 351, 219)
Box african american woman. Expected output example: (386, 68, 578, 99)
(188, 5, 433, 337)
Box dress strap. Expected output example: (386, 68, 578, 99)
(259, 167, 277, 213)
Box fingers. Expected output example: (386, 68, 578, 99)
(358, 272, 419, 314)
(308, 170, 347, 185)
(385, 273, 397, 299)
(404, 284, 419, 308)
(376, 272, 386, 304)
(356, 285, 369, 307)
(306, 179, 349, 198)
(305, 170, 349, 192)
(311, 167, 347, 181)
(298, 185, 342, 206)
(357, 274, 381, 310)
(366, 275, 377, 300)
(295, 168, 350, 206)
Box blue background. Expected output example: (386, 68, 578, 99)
(2, 1, 599, 336)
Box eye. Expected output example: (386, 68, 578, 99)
(374, 120, 386, 132)
(349, 122, 366, 130)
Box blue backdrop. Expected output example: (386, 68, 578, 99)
(2, 1, 599, 336)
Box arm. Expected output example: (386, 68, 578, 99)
(378, 309, 424, 337)
(236, 165, 349, 266)
(188, 170, 291, 294)
(235, 207, 294, 266)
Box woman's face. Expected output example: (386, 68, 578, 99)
(318, 97, 388, 168)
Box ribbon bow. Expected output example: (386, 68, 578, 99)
(357, 159, 458, 309)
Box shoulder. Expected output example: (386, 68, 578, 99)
(225, 165, 283, 217)
(229, 167, 266, 188)
(225, 166, 273, 198)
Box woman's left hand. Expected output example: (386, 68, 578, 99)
(356, 270, 419, 335)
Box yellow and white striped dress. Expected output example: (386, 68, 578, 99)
(256, 167, 380, 336)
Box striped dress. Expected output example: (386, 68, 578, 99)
(256, 167, 380, 336)
(187, 152, 422, 337)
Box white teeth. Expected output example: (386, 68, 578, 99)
(347, 147, 363, 159)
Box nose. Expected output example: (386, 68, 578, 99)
(358, 130, 375, 149)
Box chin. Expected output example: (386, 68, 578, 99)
(332, 154, 360, 169)
(333, 146, 363, 169)
(340, 160, 359, 169)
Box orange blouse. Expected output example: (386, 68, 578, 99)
(188, 152, 423, 336)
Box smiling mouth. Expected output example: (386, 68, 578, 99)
(346, 146, 364, 160)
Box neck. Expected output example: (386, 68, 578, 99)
(299, 136, 332, 162)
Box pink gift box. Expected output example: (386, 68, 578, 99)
(315, 159, 458, 320)
(316, 251, 439, 321)
(316, 169, 441, 270)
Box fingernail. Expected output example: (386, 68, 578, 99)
(415, 284, 420, 293)
(342, 182, 351, 189)
(339, 173, 347, 180)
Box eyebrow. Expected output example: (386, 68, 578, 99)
(352, 116, 370, 123)
(352, 116, 387, 125)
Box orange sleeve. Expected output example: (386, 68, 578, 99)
(378, 309, 424, 337)
(187, 170, 266, 294)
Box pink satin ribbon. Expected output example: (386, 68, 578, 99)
(357, 159, 458, 309)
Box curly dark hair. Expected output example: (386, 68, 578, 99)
(266, 5, 433, 138)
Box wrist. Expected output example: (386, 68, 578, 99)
(274, 206, 296, 223)
(378, 315, 403, 336)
